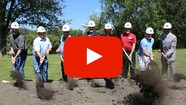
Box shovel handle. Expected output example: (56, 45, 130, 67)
(122, 48, 133, 64)
(60, 55, 64, 62)
(40, 56, 46, 64)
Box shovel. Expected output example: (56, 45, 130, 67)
(60, 55, 64, 62)
(35, 56, 46, 82)
(122, 48, 137, 71)
(60, 55, 78, 90)
(10, 55, 26, 89)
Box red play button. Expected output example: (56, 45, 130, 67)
(64, 36, 122, 78)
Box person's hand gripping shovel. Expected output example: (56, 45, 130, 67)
(9, 53, 19, 80)
(122, 48, 137, 71)
(158, 49, 169, 63)
(9, 53, 25, 88)
(36, 56, 46, 83)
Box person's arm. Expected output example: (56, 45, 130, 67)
(8, 35, 15, 55)
(12, 35, 25, 62)
(165, 36, 177, 58)
(150, 39, 155, 60)
(142, 47, 154, 61)
(129, 35, 136, 59)
(129, 43, 136, 59)
(46, 38, 52, 55)
(8, 47, 14, 55)
(36, 51, 44, 63)
(33, 38, 44, 63)
(158, 34, 163, 53)
(14, 49, 22, 58)
(46, 48, 51, 55)
(150, 48, 154, 60)
(142, 48, 151, 57)
(56, 46, 60, 53)
(56, 36, 62, 53)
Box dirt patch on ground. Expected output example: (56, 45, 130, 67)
(0, 77, 186, 105)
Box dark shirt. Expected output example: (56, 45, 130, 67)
(85, 31, 100, 36)
(10, 33, 28, 53)
(102, 32, 112, 36)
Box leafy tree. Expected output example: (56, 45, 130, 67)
(0, 0, 65, 56)
(47, 34, 60, 54)
(100, 0, 186, 48)
(158, 0, 186, 48)
(71, 29, 84, 36)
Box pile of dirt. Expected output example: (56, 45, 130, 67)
(0, 77, 186, 105)
(0, 62, 185, 105)
(36, 74, 55, 100)
(10, 70, 26, 89)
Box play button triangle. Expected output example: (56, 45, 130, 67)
(86, 48, 103, 65)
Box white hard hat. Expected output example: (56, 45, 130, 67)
(163, 22, 172, 29)
(124, 22, 132, 28)
(105, 23, 112, 29)
(87, 20, 96, 27)
(37, 26, 46, 33)
(11, 22, 19, 29)
(62, 24, 70, 31)
(145, 27, 154, 34)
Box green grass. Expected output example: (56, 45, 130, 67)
(0, 54, 62, 81)
(152, 48, 186, 75)
(0, 49, 186, 81)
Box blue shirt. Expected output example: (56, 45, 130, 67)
(32, 36, 52, 56)
(60, 35, 71, 56)
(138, 37, 154, 56)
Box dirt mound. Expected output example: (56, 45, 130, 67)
(10, 70, 26, 89)
(0, 77, 186, 105)
(0, 63, 185, 105)
(36, 75, 55, 100)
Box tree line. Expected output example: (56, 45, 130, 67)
(1, 0, 186, 56)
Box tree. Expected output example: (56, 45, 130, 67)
(71, 29, 84, 36)
(100, 0, 163, 38)
(100, 0, 186, 48)
(158, 0, 186, 48)
(0, 0, 65, 56)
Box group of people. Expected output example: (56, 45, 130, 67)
(7, 20, 177, 89)
(121, 21, 177, 81)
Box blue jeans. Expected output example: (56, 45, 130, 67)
(32, 56, 48, 82)
(13, 53, 27, 80)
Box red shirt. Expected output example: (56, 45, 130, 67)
(121, 32, 136, 51)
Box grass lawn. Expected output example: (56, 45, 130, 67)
(0, 49, 186, 81)
(0, 54, 62, 81)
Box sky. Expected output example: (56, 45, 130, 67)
(62, 0, 101, 30)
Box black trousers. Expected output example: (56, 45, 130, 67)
(121, 51, 136, 78)
(61, 61, 68, 81)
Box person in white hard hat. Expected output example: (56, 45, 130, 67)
(85, 20, 100, 36)
(100, 23, 114, 89)
(56, 24, 71, 82)
(7, 22, 28, 81)
(159, 22, 177, 81)
(120, 22, 137, 79)
(102, 23, 112, 36)
(84, 20, 100, 85)
(32, 26, 52, 83)
(138, 27, 155, 72)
